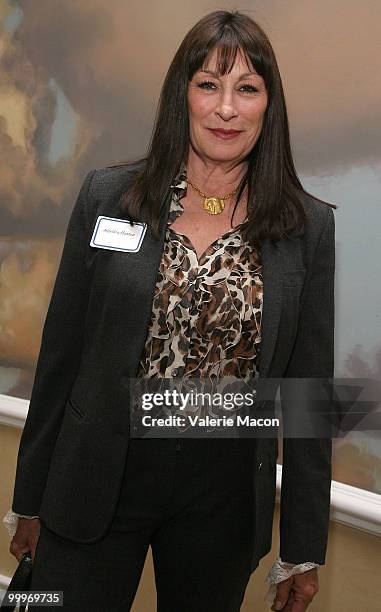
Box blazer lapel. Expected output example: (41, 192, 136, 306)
(123, 186, 174, 376)
(258, 238, 283, 379)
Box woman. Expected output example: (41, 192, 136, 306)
(5, 10, 335, 612)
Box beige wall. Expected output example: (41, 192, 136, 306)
(1, 424, 379, 611)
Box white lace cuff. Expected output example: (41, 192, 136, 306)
(3, 509, 39, 537)
(264, 556, 320, 607)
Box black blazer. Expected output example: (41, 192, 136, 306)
(11, 162, 335, 571)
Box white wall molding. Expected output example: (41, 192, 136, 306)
(0, 393, 29, 428)
(276, 465, 381, 536)
(1, 393, 381, 536)
(0, 576, 11, 608)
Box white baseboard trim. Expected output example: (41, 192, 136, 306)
(0, 573, 11, 589)
(1, 393, 381, 536)
(0, 575, 11, 607)
(0, 393, 29, 428)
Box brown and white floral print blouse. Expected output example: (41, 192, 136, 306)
(136, 164, 263, 381)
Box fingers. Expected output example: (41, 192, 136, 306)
(291, 570, 319, 611)
(9, 539, 30, 563)
(289, 580, 319, 611)
(271, 571, 319, 611)
(271, 576, 293, 610)
(280, 589, 295, 612)
(9, 518, 41, 564)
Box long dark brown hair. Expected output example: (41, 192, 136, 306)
(110, 10, 337, 248)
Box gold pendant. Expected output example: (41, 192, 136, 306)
(203, 197, 225, 215)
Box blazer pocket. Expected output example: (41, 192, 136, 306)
(67, 398, 85, 421)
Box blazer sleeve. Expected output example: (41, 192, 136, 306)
(11, 169, 96, 516)
(279, 206, 335, 565)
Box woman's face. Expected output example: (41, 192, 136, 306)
(187, 47, 268, 165)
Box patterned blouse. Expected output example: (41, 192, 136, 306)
(136, 164, 263, 381)
(3, 163, 319, 602)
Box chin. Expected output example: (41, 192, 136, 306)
(205, 151, 242, 162)
(201, 142, 237, 154)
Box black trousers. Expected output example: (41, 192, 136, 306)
(29, 437, 257, 611)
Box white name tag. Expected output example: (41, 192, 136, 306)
(90, 216, 147, 253)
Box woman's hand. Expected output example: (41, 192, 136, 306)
(271, 568, 319, 611)
(10, 517, 41, 564)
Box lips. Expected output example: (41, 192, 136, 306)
(207, 128, 242, 139)
(208, 128, 241, 134)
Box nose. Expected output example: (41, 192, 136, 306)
(216, 88, 238, 121)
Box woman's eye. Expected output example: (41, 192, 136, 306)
(197, 81, 217, 90)
(240, 84, 259, 93)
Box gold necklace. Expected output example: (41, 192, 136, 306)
(186, 176, 240, 215)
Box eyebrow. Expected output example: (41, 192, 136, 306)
(199, 69, 260, 79)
